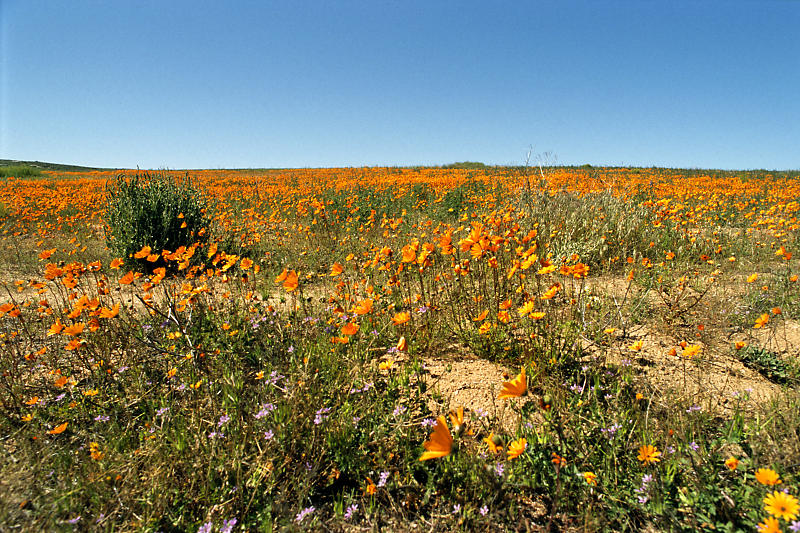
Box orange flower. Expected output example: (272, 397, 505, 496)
(540, 285, 559, 299)
(240, 257, 253, 270)
(725, 457, 739, 470)
(38, 248, 56, 260)
(755, 468, 782, 486)
(352, 298, 373, 315)
(396, 336, 408, 352)
(551, 452, 566, 466)
(507, 438, 527, 459)
(756, 516, 781, 533)
(419, 416, 454, 461)
(392, 311, 411, 325)
(62, 323, 85, 336)
(401, 244, 417, 263)
(484, 432, 503, 453)
(99, 304, 120, 318)
(341, 322, 359, 336)
(754, 313, 770, 329)
(517, 300, 536, 317)
(133, 245, 151, 259)
(747, 273, 759, 283)
(330, 262, 343, 276)
(283, 270, 299, 292)
(681, 344, 702, 358)
(473, 309, 489, 322)
(119, 271, 135, 285)
(763, 490, 799, 521)
(629, 340, 644, 352)
(48, 422, 68, 435)
(498, 367, 527, 399)
(637, 445, 661, 465)
(448, 406, 465, 434)
(48, 320, 65, 336)
(583, 471, 597, 485)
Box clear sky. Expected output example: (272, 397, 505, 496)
(1, 0, 798, 170)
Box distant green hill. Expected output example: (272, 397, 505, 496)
(0, 159, 112, 172)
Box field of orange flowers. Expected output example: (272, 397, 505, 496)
(0, 165, 798, 531)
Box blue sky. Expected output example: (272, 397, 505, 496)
(2, 0, 798, 170)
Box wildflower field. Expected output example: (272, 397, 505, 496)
(0, 164, 799, 531)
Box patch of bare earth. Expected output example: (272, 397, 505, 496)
(598, 324, 784, 414)
(420, 350, 535, 432)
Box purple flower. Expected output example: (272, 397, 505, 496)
(688, 441, 699, 452)
(156, 407, 170, 417)
(220, 518, 237, 533)
(344, 504, 358, 520)
(421, 417, 436, 427)
(268, 371, 280, 383)
(601, 423, 621, 438)
(788, 520, 800, 532)
(263, 429, 274, 440)
(255, 403, 275, 419)
(218, 414, 230, 427)
(197, 522, 213, 533)
(94, 415, 110, 422)
(494, 463, 504, 478)
(480, 505, 489, 516)
(67, 516, 81, 525)
(314, 407, 331, 425)
(352, 416, 362, 428)
(295, 506, 315, 523)
(392, 405, 407, 417)
(377, 471, 390, 487)
(452, 504, 461, 514)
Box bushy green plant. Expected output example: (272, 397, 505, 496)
(737, 345, 794, 384)
(0, 165, 43, 178)
(104, 172, 212, 272)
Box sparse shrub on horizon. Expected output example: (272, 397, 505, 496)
(0, 165, 43, 179)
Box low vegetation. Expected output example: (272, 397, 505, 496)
(0, 166, 798, 531)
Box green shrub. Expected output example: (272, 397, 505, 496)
(736, 344, 794, 384)
(0, 165, 43, 178)
(104, 172, 212, 272)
